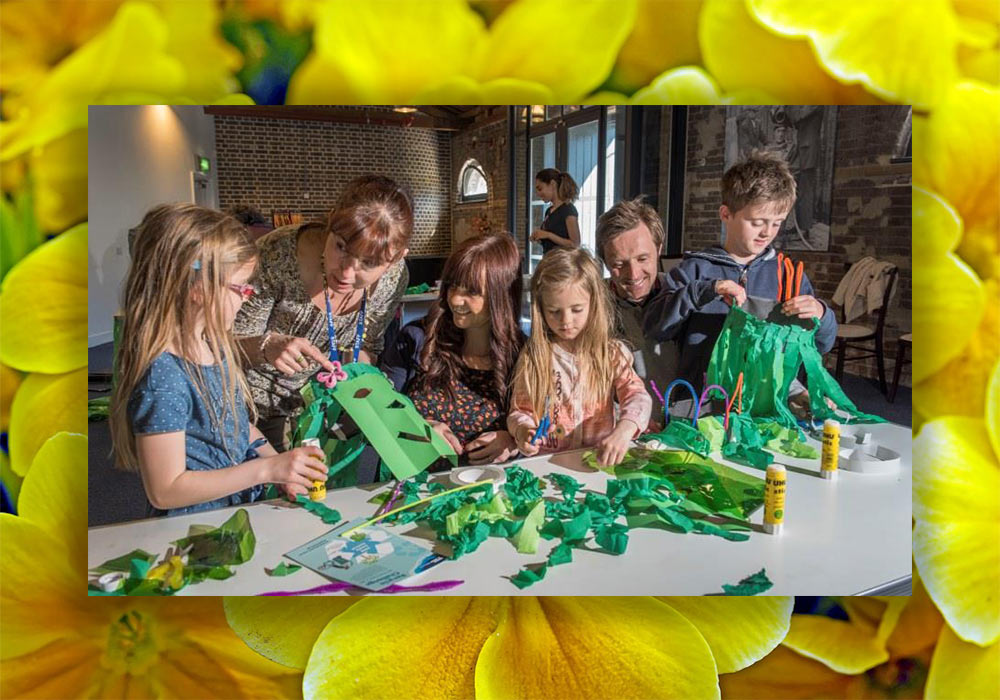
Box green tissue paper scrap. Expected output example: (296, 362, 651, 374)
(721, 568, 774, 596)
(266, 562, 302, 577)
(296, 495, 342, 524)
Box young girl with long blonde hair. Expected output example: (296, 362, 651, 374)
(110, 203, 327, 515)
(509, 248, 652, 466)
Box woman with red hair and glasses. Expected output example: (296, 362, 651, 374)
(234, 175, 412, 453)
(380, 232, 526, 466)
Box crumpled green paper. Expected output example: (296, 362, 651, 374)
(265, 562, 302, 576)
(721, 568, 774, 595)
(296, 495, 342, 524)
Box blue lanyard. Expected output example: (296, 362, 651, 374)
(324, 289, 367, 364)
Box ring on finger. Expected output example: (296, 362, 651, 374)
(296, 355, 306, 364)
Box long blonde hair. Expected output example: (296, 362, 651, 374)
(110, 203, 258, 471)
(516, 248, 618, 418)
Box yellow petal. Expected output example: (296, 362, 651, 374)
(0, 2, 185, 159)
(989, 358, 1000, 461)
(476, 598, 720, 700)
(913, 279, 1000, 422)
(886, 576, 944, 659)
(157, 0, 242, 102)
(0, 363, 20, 431)
(912, 81, 1000, 280)
(223, 597, 360, 670)
(700, 0, 874, 104)
(16, 432, 89, 567)
(0, 452, 22, 508)
(9, 369, 86, 477)
(911, 187, 985, 384)
(839, 596, 885, 634)
(926, 623, 1000, 699)
(630, 66, 724, 104)
(719, 643, 853, 699)
(657, 596, 793, 673)
(781, 614, 888, 674)
(609, 0, 703, 92)
(304, 598, 503, 700)
(29, 129, 88, 233)
(288, 0, 485, 103)
(0, 637, 104, 699)
(0, 223, 87, 373)
(478, 0, 638, 102)
(748, 0, 959, 108)
(414, 76, 554, 104)
(913, 417, 1000, 646)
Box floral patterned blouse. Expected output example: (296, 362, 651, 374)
(233, 224, 407, 420)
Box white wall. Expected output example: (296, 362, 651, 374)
(87, 105, 218, 346)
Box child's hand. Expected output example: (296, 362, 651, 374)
(782, 294, 824, 319)
(429, 420, 464, 455)
(465, 431, 517, 465)
(714, 280, 747, 307)
(595, 421, 637, 466)
(514, 425, 541, 457)
(264, 446, 328, 490)
(279, 482, 309, 502)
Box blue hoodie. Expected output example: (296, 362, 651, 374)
(643, 245, 838, 390)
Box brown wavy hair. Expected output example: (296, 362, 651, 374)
(536, 168, 579, 203)
(327, 175, 414, 265)
(416, 233, 525, 406)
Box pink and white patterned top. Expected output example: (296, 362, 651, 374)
(508, 341, 652, 453)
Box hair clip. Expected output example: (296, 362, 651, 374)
(192, 260, 202, 270)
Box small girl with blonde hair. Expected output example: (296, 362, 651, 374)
(509, 248, 652, 466)
(110, 203, 327, 515)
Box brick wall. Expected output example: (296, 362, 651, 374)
(214, 115, 452, 256)
(450, 109, 511, 249)
(682, 106, 913, 386)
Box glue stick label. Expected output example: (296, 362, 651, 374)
(302, 438, 326, 501)
(765, 465, 786, 526)
(821, 419, 840, 474)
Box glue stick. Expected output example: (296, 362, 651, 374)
(821, 419, 840, 480)
(763, 464, 786, 535)
(302, 438, 326, 501)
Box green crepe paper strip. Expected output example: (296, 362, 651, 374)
(504, 465, 545, 514)
(595, 522, 629, 554)
(88, 396, 109, 421)
(512, 499, 546, 553)
(707, 304, 885, 428)
(722, 441, 775, 470)
(173, 508, 256, 567)
(266, 562, 302, 577)
(722, 568, 774, 595)
(639, 419, 711, 457)
(296, 495, 342, 524)
(697, 415, 726, 452)
(405, 282, 431, 295)
(90, 549, 157, 575)
(546, 473, 583, 501)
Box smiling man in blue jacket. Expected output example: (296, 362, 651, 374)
(644, 150, 838, 392)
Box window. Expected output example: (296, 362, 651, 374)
(459, 160, 488, 202)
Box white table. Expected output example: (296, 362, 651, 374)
(88, 422, 912, 595)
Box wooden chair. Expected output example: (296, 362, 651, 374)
(888, 333, 912, 403)
(834, 264, 899, 395)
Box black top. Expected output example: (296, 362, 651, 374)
(540, 202, 579, 254)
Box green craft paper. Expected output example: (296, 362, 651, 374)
(511, 565, 547, 589)
(512, 499, 546, 554)
(296, 495, 342, 524)
(90, 549, 157, 574)
(504, 465, 544, 514)
(594, 522, 629, 554)
(548, 542, 573, 566)
(547, 473, 583, 501)
(405, 282, 431, 295)
(722, 568, 774, 595)
(640, 419, 711, 456)
(723, 441, 775, 470)
(697, 415, 726, 452)
(88, 396, 109, 422)
(330, 366, 458, 480)
(265, 562, 302, 577)
(173, 508, 256, 567)
(560, 509, 593, 544)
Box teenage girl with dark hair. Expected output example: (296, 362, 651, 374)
(531, 167, 580, 253)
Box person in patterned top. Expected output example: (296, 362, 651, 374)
(380, 233, 525, 467)
(234, 176, 411, 451)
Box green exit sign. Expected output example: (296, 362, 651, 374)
(197, 155, 210, 173)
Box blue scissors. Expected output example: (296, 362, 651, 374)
(530, 396, 552, 446)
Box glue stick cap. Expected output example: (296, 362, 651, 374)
(301, 438, 321, 448)
(823, 418, 840, 429)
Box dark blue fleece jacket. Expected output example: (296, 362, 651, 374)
(643, 246, 838, 390)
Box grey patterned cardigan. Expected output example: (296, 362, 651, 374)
(233, 224, 408, 420)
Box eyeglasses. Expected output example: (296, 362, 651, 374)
(227, 283, 257, 301)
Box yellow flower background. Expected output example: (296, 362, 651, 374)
(1, 0, 997, 697)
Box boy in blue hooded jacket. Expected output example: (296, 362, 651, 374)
(644, 150, 837, 392)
